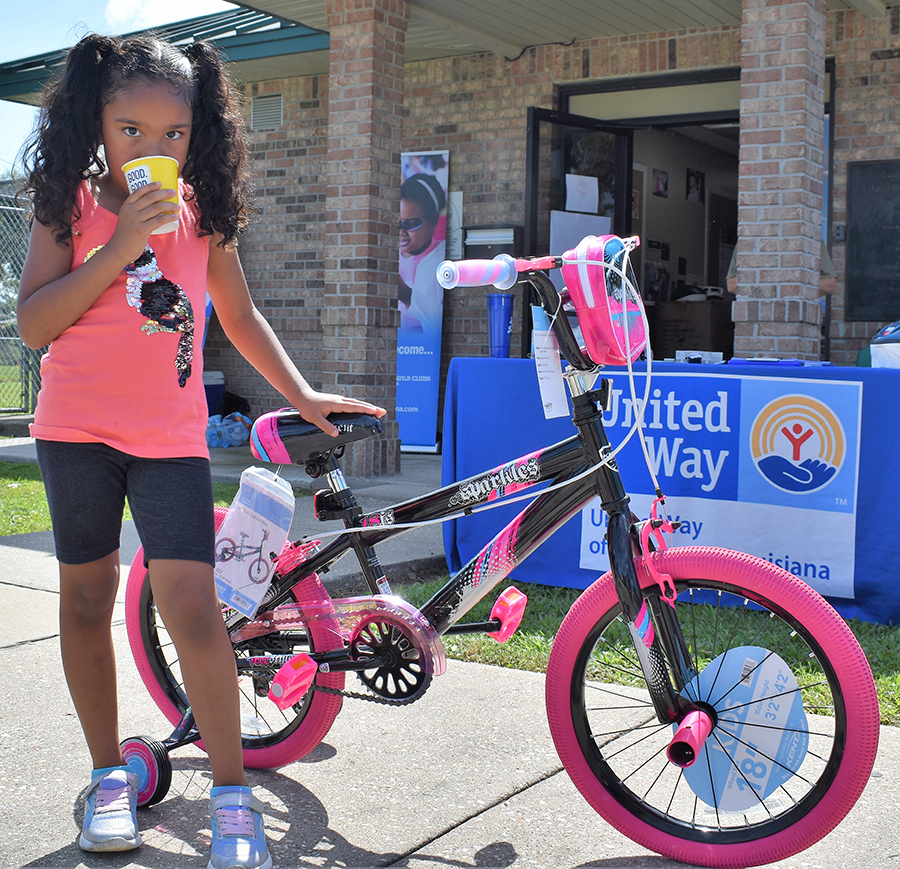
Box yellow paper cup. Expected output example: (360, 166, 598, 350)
(122, 155, 179, 234)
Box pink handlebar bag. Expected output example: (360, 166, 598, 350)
(560, 235, 646, 366)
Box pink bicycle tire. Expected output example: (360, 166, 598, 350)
(546, 546, 879, 868)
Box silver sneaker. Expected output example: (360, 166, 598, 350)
(79, 767, 142, 852)
(208, 787, 272, 869)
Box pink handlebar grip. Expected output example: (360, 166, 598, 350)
(437, 255, 516, 290)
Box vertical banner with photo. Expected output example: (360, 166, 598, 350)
(397, 151, 449, 452)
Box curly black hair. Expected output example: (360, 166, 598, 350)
(20, 32, 255, 247)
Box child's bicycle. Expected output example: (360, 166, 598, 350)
(121, 235, 879, 869)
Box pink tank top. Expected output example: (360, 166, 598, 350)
(31, 182, 211, 458)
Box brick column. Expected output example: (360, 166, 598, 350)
(733, 0, 827, 359)
(323, 0, 407, 476)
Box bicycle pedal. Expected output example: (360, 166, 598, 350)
(487, 586, 528, 643)
(268, 653, 318, 710)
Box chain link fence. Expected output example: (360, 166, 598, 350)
(0, 180, 39, 414)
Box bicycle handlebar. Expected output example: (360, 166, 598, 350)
(436, 237, 644, 372)
(435, 252, 594, 370)
(437, 255, 517, 290)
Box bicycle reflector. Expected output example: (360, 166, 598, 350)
(560, 235, 647, 366)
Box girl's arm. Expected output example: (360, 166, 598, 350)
(17, 183, 179, 349)
(206, 240, 386, 437)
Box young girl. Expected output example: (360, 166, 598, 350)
(17, 33, 385, 869)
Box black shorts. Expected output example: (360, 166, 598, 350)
(35, 440, 215, 566)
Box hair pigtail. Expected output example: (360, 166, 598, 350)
(23, 34, 118, 242)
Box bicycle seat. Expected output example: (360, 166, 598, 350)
(250, 409, 384, 466)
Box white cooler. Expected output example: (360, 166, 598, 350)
(870, 321, 900, 368)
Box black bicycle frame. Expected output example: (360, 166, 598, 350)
(245, 268, 695, 724)
(263, 428, 599, 625)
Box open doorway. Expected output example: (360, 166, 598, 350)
(632, 123, 738, 291)
(632, 122, 738, 359)
(542, 71, 742, 358)
(525, 113, 739, 358)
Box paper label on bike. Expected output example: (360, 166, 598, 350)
(214, 467, 295, 617)
(679, 646, 809, 812)
(532, 329, 569, 419)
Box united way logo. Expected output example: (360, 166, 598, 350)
(750, 395, 845, 493)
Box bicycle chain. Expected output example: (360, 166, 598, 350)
(311, 675, 432, 707)
(240, 660, 424, 706)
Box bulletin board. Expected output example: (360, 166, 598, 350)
(845, 159, 900, 321)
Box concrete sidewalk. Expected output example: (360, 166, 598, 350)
(1, 430, 898, 869)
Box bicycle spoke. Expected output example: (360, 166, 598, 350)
(619, 740, 672, 787)
(710, 589, 722, 661)
(584, 678, 650, 701)
(688, 589, 700, 676)
(600, 720, 671, 762)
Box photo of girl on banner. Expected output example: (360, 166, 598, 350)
(396, 151, 449, 451)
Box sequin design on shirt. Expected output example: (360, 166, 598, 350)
(123, 245, 194, 387)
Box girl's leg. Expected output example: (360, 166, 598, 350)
(131, 462, 269, 867)
(58, 551, 126, 769)
(36, 441, 140, 850)
(147, 559, 247, 787)
(36, 440, 130, 768)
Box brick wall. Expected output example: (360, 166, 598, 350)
(204, 74, 330, 414)
(321, 0, 407, 476)
(204, 8, 900, 434)
(404, 52, 548, 419)
(828, 7, 900, 365)
(732, 0, 827, 360)
(206, 22, 741, 425)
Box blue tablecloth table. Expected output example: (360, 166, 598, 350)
(442, 358, 900, 626)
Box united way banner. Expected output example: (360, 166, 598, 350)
(397, 151, 449, 451)
(580, 372, 862, 602)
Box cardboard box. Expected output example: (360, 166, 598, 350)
(652, 301, 733, 359)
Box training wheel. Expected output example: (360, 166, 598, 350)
(121, 736, 172, 807)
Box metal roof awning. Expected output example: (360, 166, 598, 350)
(0, 7, 329, 106)
(1, 0, 889, 108)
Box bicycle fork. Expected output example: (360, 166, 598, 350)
(608, 508, 716, 766)
(569, 377, 708, 764)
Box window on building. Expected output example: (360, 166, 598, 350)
(251, 94, 283, 131)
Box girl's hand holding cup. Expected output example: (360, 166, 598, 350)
(122, 155, 180, 233)
(108, 156, 180, 263)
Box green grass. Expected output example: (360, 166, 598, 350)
(0, 362, 18, 384)
(0, 459, 238, 536)
(397, 576, 900, 728)
(2, 456, 897, 727)
(0, 460, 48, 535)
